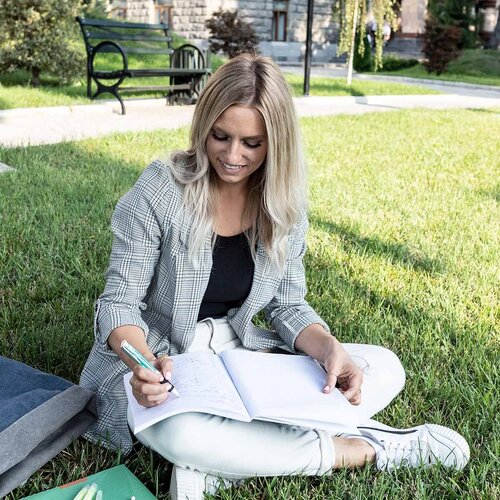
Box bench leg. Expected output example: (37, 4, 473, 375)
(92, 81, 126, 115)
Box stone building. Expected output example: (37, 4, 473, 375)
(108, 0, 500, 60)
(108, 0, 338, 61)
(386, 0, 500, 55)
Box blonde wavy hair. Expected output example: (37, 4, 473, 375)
(170, 53, 307, 269)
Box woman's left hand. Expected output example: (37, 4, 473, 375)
(321, 338, 363, 405)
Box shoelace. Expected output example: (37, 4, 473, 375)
(378, 437, 433, 469)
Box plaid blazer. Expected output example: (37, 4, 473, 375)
(80, 160, 329, 453)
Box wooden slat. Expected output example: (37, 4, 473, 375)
(92, 70, 126, 79)
(122, 47, 174, 55)
(119, 84, 192, 92)
(93, 46, 174, 55)
(78, 17, 169, 30)
(127, 68, 208, 77)
(87, 31, 172, 43)
(92, 68, 207, 79)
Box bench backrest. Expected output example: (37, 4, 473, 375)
(76, 16, 175, 64)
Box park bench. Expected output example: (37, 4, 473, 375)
(76, 16, 211, 114)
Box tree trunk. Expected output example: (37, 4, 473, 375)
(31, 67, 41, 88)
(486, 7, 500, 49)
(347, 0, 360, 85)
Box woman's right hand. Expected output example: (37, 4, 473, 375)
(129, 355, 174, 407)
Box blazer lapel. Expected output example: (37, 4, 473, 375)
(169, 218, 213, 355)
(229, 240, 282, 338)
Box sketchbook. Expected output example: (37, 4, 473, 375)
(124, 350, 361, 435)
(24, 465, 155, 499)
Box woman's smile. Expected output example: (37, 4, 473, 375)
(207, 104, 268, 189)
(219, 159, 246, 172)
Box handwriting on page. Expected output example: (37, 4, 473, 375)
(172, 352, 244, 409)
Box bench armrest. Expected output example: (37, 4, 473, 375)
(90, 40, 128, 84)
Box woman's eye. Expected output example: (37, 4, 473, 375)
(244, 142, 262, 149)
(211, 132, 227, 141)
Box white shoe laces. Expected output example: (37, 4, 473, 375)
(378, 436, 434, 470)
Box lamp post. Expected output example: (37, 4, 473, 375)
(303, 0, 314, 95)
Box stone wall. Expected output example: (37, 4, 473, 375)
(230, 1, 275, 42)
(114, 0, 337, 61)
(119, 1, 335, 43)
(125, 0, 156, 23)
(288, 0, 335, 43)
(172, 0, 211, 39)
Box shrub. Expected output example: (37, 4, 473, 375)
(353, 31, 373, 72)
(381, 56, 419, 71)
(205, 10, 259, 58)
(0, 0, 84, 87)
(422, 17, 462, 74)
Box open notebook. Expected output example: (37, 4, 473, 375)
(124, 350, 360, 434)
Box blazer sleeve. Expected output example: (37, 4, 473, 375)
(263, 213, 330, 351)
(94, 161, 173, 349)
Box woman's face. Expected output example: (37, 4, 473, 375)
(206, 105, 268, 191)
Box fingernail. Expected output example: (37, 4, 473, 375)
(165, 371, 172, 381)
(323, 385, 330, 393)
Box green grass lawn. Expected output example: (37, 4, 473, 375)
(379, 49, 500, 87)
(285, 74, 439, 96)
(0, 69, 438, 110)
(1, 108, 499, 498)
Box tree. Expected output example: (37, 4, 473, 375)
(422, 16, 462, 74)
(0, 0, 85, 87)
(334, 0, 397, 84)
(428, 0, 478, 48)
(205, 10, 259, 58)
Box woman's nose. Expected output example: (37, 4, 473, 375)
(226, 141, 243, 163)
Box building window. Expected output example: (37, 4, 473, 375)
(272, 1, 288, 41)
(155, 0, 174, 26)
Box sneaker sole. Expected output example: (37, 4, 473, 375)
(425, 423, 470, 470)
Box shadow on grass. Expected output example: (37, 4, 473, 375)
(0, 70, 86, 93)
(309, 215, 444, 274)
(0, 140, 150, 380)
(477, 183, 500, 203)
(468, 107, 500, 115)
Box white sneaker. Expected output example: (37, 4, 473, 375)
(358, 423, 470, 471)
(169, 465, 241, 500)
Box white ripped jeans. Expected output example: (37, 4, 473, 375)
(129, 318, 406, 480)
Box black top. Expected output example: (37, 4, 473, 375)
(197, 232, 255, 321)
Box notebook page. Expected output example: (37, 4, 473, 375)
(221, 350, 360, 429)
(124, 351, 250, 433)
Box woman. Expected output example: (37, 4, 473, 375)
(80, 54, 469, 499)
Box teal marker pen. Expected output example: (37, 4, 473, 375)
(121, 340, 180, 397)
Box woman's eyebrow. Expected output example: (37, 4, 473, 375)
(212, 125, 265, 141)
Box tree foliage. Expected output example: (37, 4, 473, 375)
(353, 30, 372, 71)
(334, 0, 397, 73)
(205, 10, 259, 58)
(428, 0, 478, 48)
(422, 17, 462, 74)
(0, 0, 85, 87)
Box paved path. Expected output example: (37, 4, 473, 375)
(1, 67, 498, 148)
